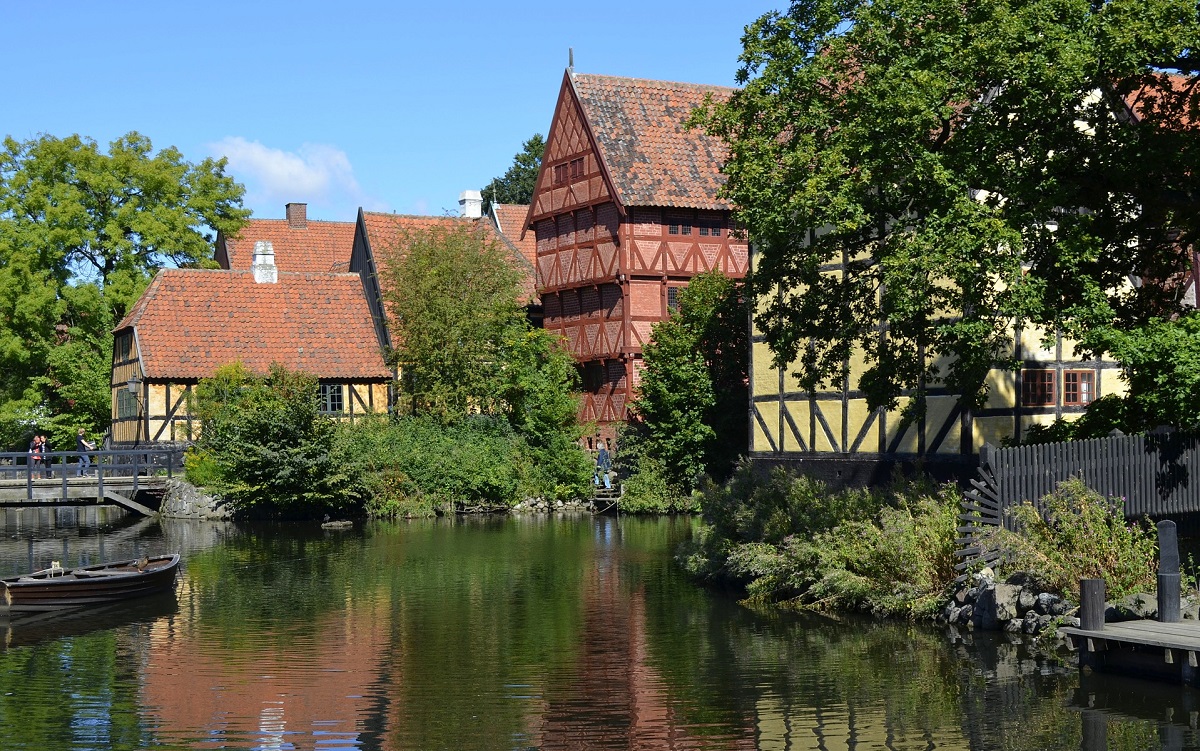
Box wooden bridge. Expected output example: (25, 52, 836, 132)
(0, 449, 185, 517)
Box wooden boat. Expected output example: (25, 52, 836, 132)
(0, 554, 180, 612)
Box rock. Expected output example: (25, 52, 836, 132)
(1062, 616, 1081, 628)
(974, 567, 995, 586)
(1034, 592, 1064, 616)
(1005, 571, 1034, 587)
(1108, 593, 1157, 622)
(974, 585, 999, 630)
(1004, 619, 1024, 633)
(945, 605, 961, 624)
(952, 588, 969, 606)
(994, 583, 1022, 623)
(959, 604, 973, 624)
(1022, 610, 1040, 634)
(1017, 587, 1038, 615)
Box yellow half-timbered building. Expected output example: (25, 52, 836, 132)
(110, 246, 391, 447)
(749, 256, 1132, 481)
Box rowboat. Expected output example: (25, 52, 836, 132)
(1, 554, 180, 612)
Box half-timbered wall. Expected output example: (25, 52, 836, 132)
(749, 260, 1126, 466)
(110, 328, 390, 448)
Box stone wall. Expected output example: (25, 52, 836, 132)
(160, 478, 234, 521)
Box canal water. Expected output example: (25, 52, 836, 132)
(0, 509, 1195, 750)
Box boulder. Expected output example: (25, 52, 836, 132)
(994, 583, 1022, 623)
(974, 584, 999, 630)
(1016, 587, 1038, 615)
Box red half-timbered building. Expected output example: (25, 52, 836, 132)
(525, 71, 749, 442)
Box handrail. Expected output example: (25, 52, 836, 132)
(0, 448, 185, 484)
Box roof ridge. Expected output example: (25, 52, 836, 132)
(571, 71, 737, 93)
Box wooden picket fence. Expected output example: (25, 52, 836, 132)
(956, 430, 1200, 573)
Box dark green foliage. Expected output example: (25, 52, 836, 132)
(679, 465, 960, 618)
(480, 134, 545, 214)
(0, 131, 248, 444)
(187, 363, 356, 518)
(694, 0, 1200, 414)
(625, 272, 749, 500)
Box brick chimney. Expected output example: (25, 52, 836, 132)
(458, 190, 482, 219)
(252, 241, 278, 284)
(285, 202, 307, 229)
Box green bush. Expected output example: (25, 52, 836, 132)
(335, 413, 592, 517)
(186, 363, 358, 518)
(618, 456, 699, 514)
(977, 478, 1157, 598)
(679, 467, 961, 619)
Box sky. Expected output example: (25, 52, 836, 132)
(7, 1, 784, 224)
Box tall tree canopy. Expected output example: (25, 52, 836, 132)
(696, 0, 1200, 413)
(481, 134, 545, 213)
(629, 272, 749, 490)
(0, 132, 249, 446)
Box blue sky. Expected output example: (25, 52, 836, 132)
(8, 1, 782, 223)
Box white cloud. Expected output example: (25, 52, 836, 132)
(209, 137, 375, 216)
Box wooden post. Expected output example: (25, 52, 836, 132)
(1159, 520, 1182, 623)
(1081, 578, 1106, 631)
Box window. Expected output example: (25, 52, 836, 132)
(667, 286, 685, 311)
(698, 218, 723, 237)
(569, 157, 584, 180)
(667, 216, 692, 236)
(117, 389, 138, 418)
(553, 163, 568, 185)
(1021, 369, 1055, 406)
(1064, 370, 1095, 406)
(319, 384, 344, 414)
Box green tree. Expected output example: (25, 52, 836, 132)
(481, 134, 545, 213)
(187, 363, 355, 517)
(628, 272, 749, 492)
(382, 222, 527, 420)
(694, 0, 1200, 413)
(0, 132, 248, 446)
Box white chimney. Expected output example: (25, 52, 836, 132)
(458, 190, 483, 219)
(252, 240, 278, 284)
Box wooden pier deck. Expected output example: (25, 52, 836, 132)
(1062, 621, 1200, 687)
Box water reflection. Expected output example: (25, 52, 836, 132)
(0, 512, 1196, 749)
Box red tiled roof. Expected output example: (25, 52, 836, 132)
(361, 211, 537, 302)
(220, 219, 356, 273)
(116, 269, 390, 381)
(491, 204, 537, 269)
(570, 73, 735, 210)
(1123, 73, 1198, 127)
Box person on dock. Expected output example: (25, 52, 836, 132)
(595, 441, 612, 490)
(76, 428, 96, 476)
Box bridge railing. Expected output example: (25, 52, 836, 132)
(0, 448, 186, 499)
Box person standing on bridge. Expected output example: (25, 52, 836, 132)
(29, 434, 50, 479)
(595, 441, 612, 490)
(76, 428, 96, 476)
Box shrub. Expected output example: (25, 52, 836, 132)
(335, 413, 593, 516)
(619, 456, 699, 514)
(679, 468, 961, 619)
(976, 477, 1157, 598)
(187, 363, 358, 518)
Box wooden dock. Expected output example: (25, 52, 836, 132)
(1062, 621, 1200, 687)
